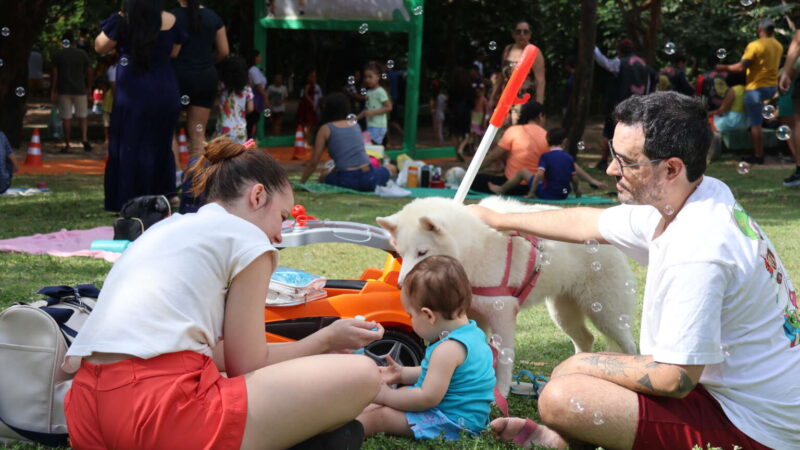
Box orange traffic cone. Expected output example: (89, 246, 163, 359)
(24, 129, 43, 167)
(178, 128, 189, 168)
(292, 125, 307, 160)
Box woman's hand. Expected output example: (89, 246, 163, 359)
(379, 354, 404, 385)
(320, 318, 384, 353)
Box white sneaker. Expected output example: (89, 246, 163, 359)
(375, 180, 411, 198)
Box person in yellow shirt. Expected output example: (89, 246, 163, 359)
(717, 18, 783, 165)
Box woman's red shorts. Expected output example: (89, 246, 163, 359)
(65, 351, 247, 450)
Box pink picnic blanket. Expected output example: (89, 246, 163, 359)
(0, 226, 120, 263)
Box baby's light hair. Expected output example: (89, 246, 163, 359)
(403, 255, 472, 320)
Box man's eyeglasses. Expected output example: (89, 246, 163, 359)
(514, 29, 531, 35)
(609, 141, 663, 175)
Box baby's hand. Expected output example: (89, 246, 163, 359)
(379, 354, 403, 385)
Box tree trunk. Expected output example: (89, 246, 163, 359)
(0, 0, 52, 149)
(564, 0, 597, 158)
(643, 0, 661, 66)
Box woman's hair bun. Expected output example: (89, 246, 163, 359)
(204, 137, 246, 164)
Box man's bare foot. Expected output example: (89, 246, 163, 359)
(488, 182, 503, 194)
(490, 417, 567, 449)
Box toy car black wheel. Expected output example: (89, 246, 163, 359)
(364, 329, 425, 367)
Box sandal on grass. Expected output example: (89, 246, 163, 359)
(509, 369, 548, 398)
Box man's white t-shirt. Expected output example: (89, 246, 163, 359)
(598, 176, 799, 449)
(67, 203, 275, 363)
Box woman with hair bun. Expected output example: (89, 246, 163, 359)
(64, 137, 382, 449)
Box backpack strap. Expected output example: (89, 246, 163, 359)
(0, 413, 69, 447)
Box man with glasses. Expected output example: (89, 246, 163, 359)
(470, 92, 798, 449)
(490, 21, 546, 124)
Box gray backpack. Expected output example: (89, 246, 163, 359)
(0, 284, 98, 447)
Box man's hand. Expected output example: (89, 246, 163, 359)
(319, 318, 384, 353)
(466, 204, 498, 228)
(780, 72, 794, 93)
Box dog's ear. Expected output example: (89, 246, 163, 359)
(419, 216, 441, 233)
(376, 214, 399, 235)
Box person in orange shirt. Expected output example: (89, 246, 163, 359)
(717, 18, 783, 165)
(470, 100, 549, 195)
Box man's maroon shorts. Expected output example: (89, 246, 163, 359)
(633, 384, 770, 450)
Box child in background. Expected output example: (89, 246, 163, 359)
(245, 50, 270, 139)
(267, 73, 289, 136)
(490, 127, 605, 199)
(358, 62, 392, 145)
(214, 56, 254, 144)
(357, 255, 495, 441)
(467, 82, 488, 155)
(429, 80, 447, 145)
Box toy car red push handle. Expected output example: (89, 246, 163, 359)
(454, 44, 539, 203)
(489, 44, 539, 128)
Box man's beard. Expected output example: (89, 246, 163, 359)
(616, 176, 664, 206)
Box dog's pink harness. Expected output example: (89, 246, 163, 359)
(471, 233, 542, 305)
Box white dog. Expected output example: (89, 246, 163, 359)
(377, 196, 637, 396)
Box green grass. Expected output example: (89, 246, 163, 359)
(1, 160, 798, 449)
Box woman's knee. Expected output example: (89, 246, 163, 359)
(350, 355, 381, 392)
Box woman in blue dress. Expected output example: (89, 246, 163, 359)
(95, 0, 185, 211)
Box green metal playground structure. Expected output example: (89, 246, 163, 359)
(253, 0, 453, 159)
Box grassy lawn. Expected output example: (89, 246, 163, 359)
(1, 160, 798, 449)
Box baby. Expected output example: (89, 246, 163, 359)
(357, 255, 495, 441)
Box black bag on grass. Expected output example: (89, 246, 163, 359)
(113, 195, 171, 241)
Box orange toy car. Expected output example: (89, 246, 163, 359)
(264, 216, 425, 366)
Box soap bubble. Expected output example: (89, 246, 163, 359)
(1, 27, 9, 37)
(493, 299, 504, 311)
(195, 123, 204, 132)
(740, 0, 753, 6)
(716, 48, 727, 60)
(263, 108, 272, 118)
(569, 397, 585, 413)
(360, 88, 367, 96)
(591, 302, 603, 313)
(62, 39, 71, 48)
(347, 75, 355, 85)
(488, 41, 497, 51)
(386, 59, 395, 69)
(618, 314, 632, 329)
(736, 161, 751, 175)
(761, 104, 776, 120)
(15, 87, 25, 97)
(358, 23, 368, 34)
(562, 188, 569, 195)
(592, 411, 605, 425)
(577, 141, 586, 151)
(346, 113, 357, 125)
(499, 348, 514, 365)
(664, 205, 675, 216)
(591, 261, 602, 271)
(624, 280, 637, 294)
(456, 417, 466, 428)
(470, 40, 479, 47)
(180, 95, 190, 106)
(585, 239, 599, 254)
(381, 73, 388, 80)
(119, 57, 129, 67)
(490, 334, 502, 347)
(720, 344, 731, 357)
(777, 125, 791, 141)
(539, 252, 551, 265)
(0, 59, 4, 67)
(412, 5, 423, 15)
(439, 330, 449, 340)
(663, 42, 676, 55)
